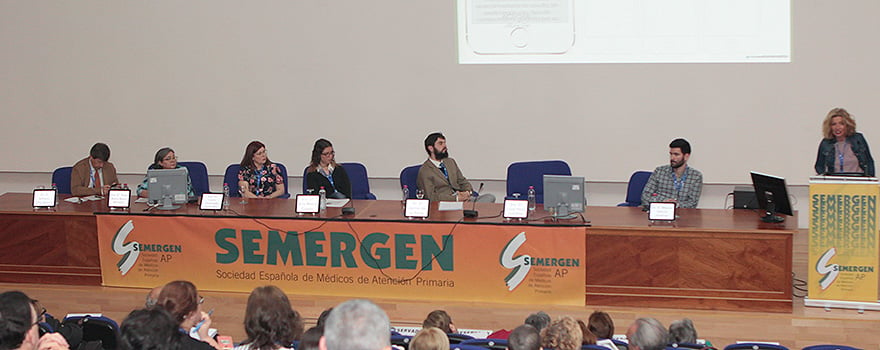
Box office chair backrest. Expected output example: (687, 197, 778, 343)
(341, 162, 377, 200)
(400, 165, 421, 199)
(506, 160, 572, 204)
(178, 161, 210, 196)
(223, 164, 242, 197)
(618, 170, 653, 207)
(52, 166, 73, 195)
(225, 163, 289, 198)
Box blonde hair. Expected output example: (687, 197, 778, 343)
(541, 316, 583, 350)
(411, 327, 449, 350)
(822, 107, 856, 139)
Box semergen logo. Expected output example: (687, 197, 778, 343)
(112, 220, 139, 275)
(816, 247, 839, 290)
(500, 232, 530, 291)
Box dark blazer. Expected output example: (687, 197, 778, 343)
(305, 165, 352, 198)
(417, 158, 473, 201)
(815, 132, 875, 176)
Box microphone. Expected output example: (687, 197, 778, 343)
(341, 198, 355, 215)
(463, 182, 484, 218)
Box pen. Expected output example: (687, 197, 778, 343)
(194, 308, 214, 332)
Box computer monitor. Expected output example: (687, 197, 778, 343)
(542, 175, 585, 219)
(750, 171, 793, 223)
(147, 168, 190, 209)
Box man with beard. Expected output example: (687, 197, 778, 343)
(640, 138, 703, 208)
(418, 132, 493, 202)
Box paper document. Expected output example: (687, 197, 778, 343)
(64, 196, 102, 203)
(438, 201, 463, 211)
(326, 199, 350, 207)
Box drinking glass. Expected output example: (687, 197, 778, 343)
(239, 184, 249, 204)
(416, 189, 425, 199)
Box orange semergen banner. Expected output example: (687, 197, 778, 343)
(97, 215, 587, 306)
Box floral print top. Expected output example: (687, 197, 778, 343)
(238, 163, 284, 196)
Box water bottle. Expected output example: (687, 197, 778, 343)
(527, 186, 536, 211)
(402, 185, 409, 203)
(122, 183, 129, 190)
(318, 186, 327, 211)
(222, 183, 230, 210)
(51, 183, 59, 205)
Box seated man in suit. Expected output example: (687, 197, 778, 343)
(417, 132, 494, 202)
(71, 142, 119, 196)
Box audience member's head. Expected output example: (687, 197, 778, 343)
(410, 327, 449, 350)
(0, 291, 38, 350)
(119, 308, 183, 350)
(320, 299, 390, 350)
(241, 285, 304, 350)
(667, 319, 697, 345)
(507, 324, 541, 350)
(587, 311, 615, 340)
(576, 319, 598, 345)
(540, 317, 582, 350)
(626, 318, 667, 350)
(524, 312, 551, 332)
(156, 280, 201, 329)
(317, 308, 333, 329)
(300, 326, 324, 350)
(421, 310, 456, 334)
(145, 286, 163, 308)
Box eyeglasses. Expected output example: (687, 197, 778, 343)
(30, 299, 46, 324)
(321, 151, 335, 156)
(198, 296, 205, 305)
(163, 156, 178, 161)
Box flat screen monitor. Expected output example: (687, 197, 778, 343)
(542, 175, 585, 219)
(750, 171, 793, 223)
(147, 168, 190, 207)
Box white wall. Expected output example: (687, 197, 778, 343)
(1, 1, 879, 186)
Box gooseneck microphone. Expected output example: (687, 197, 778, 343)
(463, 182, 484, 218)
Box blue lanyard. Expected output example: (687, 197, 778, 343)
(255, 166, 264, 195)
(323, 170, 335, 188)
(673, 168, 688, 193)
(837, 142, 846, 172)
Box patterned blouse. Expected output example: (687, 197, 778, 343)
(238, 163, 284, 197)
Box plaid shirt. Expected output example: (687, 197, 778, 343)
(640, 164, 703, 208)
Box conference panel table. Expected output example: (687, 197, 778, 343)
(0, 193, 796, 311)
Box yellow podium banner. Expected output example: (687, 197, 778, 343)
(808, 182, 879, 302)
(97, 215, 586, 306)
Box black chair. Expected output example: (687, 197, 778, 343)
(63, 315, 119, 350)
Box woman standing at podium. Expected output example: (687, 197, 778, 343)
(238, 141, 286, 198)
(305, 138, 351, 199)
(815, 107, 875, 176)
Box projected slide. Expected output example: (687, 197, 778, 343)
(458, 0, 790, 64)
